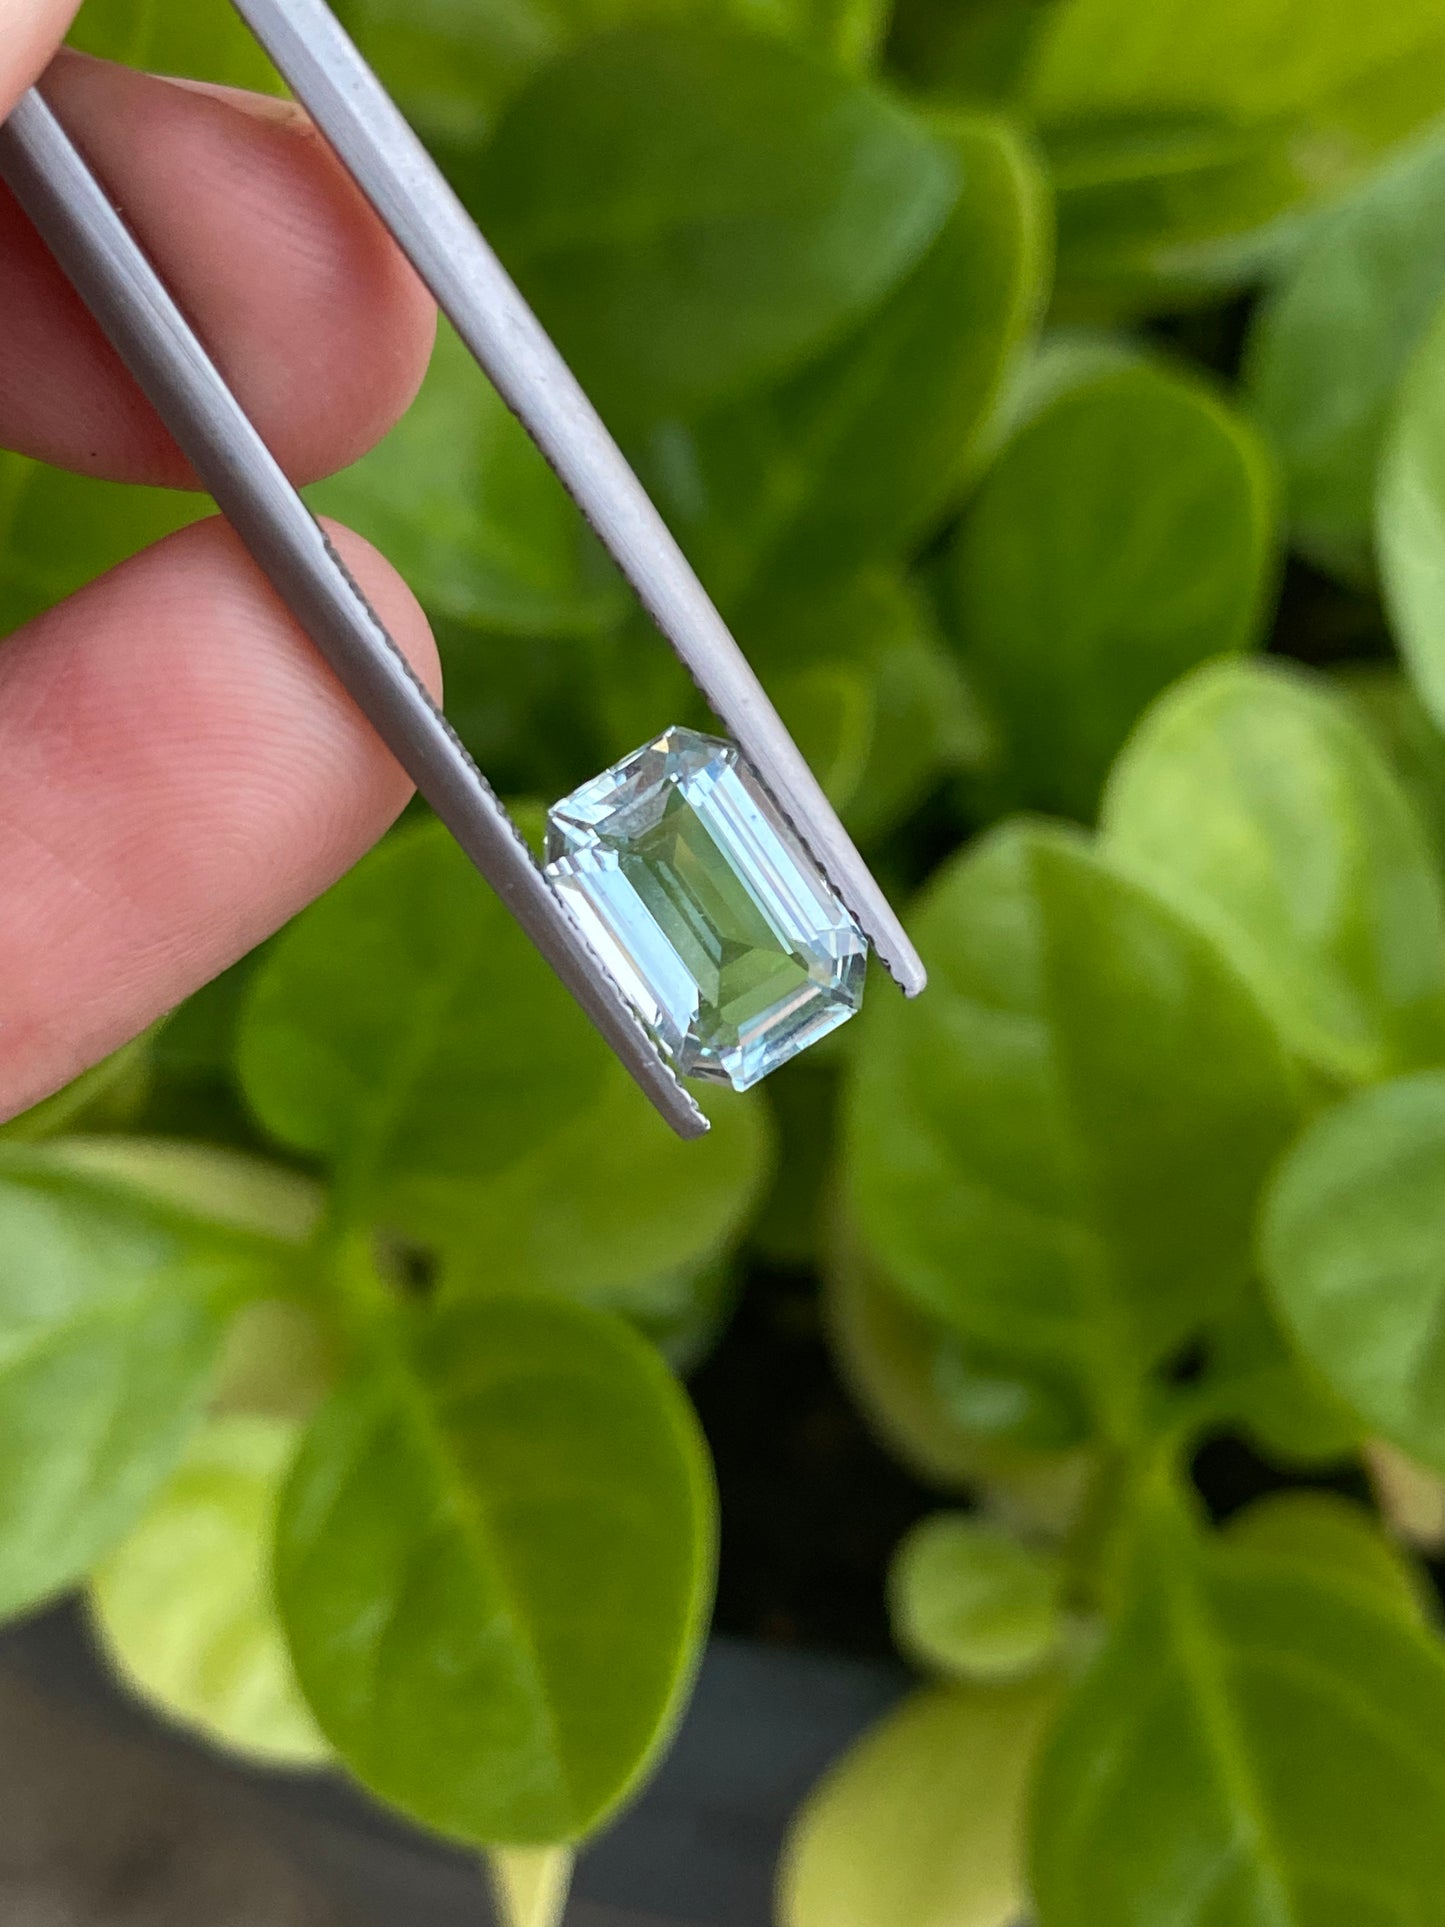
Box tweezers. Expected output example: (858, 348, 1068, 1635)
(0, 0, 926, 1141)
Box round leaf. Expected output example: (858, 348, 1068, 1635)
(1024, 0, 1445, 297)
(779, 1676, 1060, 1927)
(1224, 1490, 1430, 1628)
(652, 117, 1049, 605)
(435, 1065, 772, 1346)
(467, 27, 961, 423)
(0, 1034, 152, 1145)
(825, 1230, 1096, 1532)
(277, 1294, 716, 1845)
(1032, 1521, 1445, 1926)
(1261, 1070, 1445, 1477)
(1029, 0, 1445, 125)
(1103, 659, 1445, 1083)
(92, 1414, 328, 1769)
(0, 1147, 286, 1617)
(1247, 132, 1445, 582)
(826, 1228, 1031, 1490)
(889, 1513, 1065, 1682)
(846, 821, 1300, 1390)
(237, 819, 608, 1204)
(947, 356, 1277, 819)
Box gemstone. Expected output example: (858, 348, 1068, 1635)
(545, 727, 868, 1091)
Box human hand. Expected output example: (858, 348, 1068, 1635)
(0, 0, 439, 1118)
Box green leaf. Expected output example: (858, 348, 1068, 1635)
(0, 1145, 288, 1617)
(435, 1065, 771, 1348)
(276, 1292, 715, 1845)
(1246, 131, 1445, 583)
(1024, 0, 1445, 299)
(91, 1414, 328, 1769)
(35, 1137, 324, 1245)
(308, 322, 625, 639)
(0, 453, 201, 634)
(846, 821, 1300, 1402)
(1031, 1505, 1445, 1927)
(779, 1676, 1061, 1927)
(1381, 295, 1445, 735)
(465, 27, 961, 425)
(1028, 0, 1445, 126)
(1260, 1070, 1445, 1478)
(1102, 660, 1445, 1084)
(237, 818, 608, 1209)
(889, 1512, 1066, 1681)
(643, 116, 1048, 604)
(1224, 1490, 1430, 1628)
(945, 354, 1277, 819)
(825, 1226, 1096, 1520)
(332, 0, 891, 150)
(0, 1034, 152, 1144)
(67, 0, 285, 90)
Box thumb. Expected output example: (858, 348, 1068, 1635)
(0, 0, 82, 120)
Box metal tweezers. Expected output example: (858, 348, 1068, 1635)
(0, 0, 926, 1140)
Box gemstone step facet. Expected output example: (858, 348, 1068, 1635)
(545, 728, 869, 1091)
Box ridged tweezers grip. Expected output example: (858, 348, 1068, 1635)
(230, 0, 927, 1003)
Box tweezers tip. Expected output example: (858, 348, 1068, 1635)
(875, 934, 927, 1000)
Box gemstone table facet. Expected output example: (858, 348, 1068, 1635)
(544, 728, 869, 1091)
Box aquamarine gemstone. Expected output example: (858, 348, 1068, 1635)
(545, 727, 868, 1091)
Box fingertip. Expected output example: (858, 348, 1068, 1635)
(0, 0, 79, 119)
(0, 512, 442, 1113)
(2, 54, 439, 485)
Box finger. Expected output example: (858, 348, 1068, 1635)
(0, 516, 440, 1118)
(0, 51, 436, 487)
(0, 0, 78, 118)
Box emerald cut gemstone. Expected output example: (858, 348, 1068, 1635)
(545, 727, 868, 1091)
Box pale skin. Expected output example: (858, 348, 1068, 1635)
(0, 0, 441, 1118)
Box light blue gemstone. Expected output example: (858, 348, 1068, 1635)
(545, 727, 868, 1091)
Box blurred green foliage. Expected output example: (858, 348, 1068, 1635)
(4, 0, 1445, 1918)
